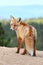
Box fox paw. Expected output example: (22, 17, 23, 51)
(16, 51, 19, 53)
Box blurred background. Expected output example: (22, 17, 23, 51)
(0, 0, 43, 50)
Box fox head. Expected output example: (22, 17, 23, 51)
(10, 16, 21, 30)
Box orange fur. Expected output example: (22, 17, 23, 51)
(20, 22, 27, 26)
(29, 26, 33, 36)
(10, 17, 37, 56)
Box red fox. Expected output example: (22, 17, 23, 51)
(10, 16, 37, 56)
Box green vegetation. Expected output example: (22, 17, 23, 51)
(0, 18, 43, 50)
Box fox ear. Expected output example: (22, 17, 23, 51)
(19, 18, 21, 21)
(18, 17, 21, 22)
(10, 15, 15, 20)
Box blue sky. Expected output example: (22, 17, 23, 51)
(0, 0, 43, 6)
(0, 0, 43, 19)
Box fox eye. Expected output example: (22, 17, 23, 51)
(14, 25, 17, 26)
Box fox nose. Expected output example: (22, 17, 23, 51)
(10, 28, 12, 29)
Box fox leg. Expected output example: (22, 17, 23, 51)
(21, 43, 26, 55)
(33, 38, 36, 56)
(16, 38, 21, 53)
(21, 48, 26, 55)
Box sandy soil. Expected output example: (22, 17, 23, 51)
(0, 47, 43, 65)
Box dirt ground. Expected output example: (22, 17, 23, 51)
(0, 47, 43, 65)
